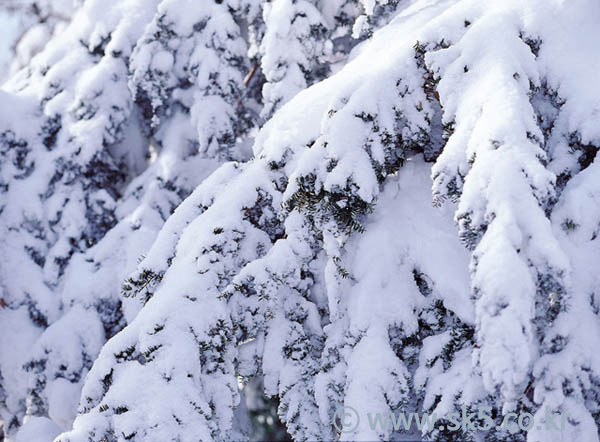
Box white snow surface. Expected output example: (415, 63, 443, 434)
(0, 0, 598, 441)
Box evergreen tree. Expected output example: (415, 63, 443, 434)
(0, 0, 252, 438)
(260, 0, 329, 119)
(0, 0, 145, 432)
(0, 0, 77, 75)
(0, 0, 599, 441)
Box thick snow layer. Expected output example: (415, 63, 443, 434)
(326, 157, 471, 440)
(15, 417, 61, 442)
(1, 0, 599, 441)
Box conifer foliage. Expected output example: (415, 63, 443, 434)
(0, 0, 599, 441)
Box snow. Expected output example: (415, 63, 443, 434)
(15, 417, 61, 442)
(0, 0, 599, 441)
(317, 157, 471, 440)
(260, 0, 329, 118)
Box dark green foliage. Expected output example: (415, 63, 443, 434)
(40, 115, 62, 150)
(96, 299, 126, 339)
(456, 212, 488, 251)
(122, 268, 164, 304)
(286, 172, 375, 235)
